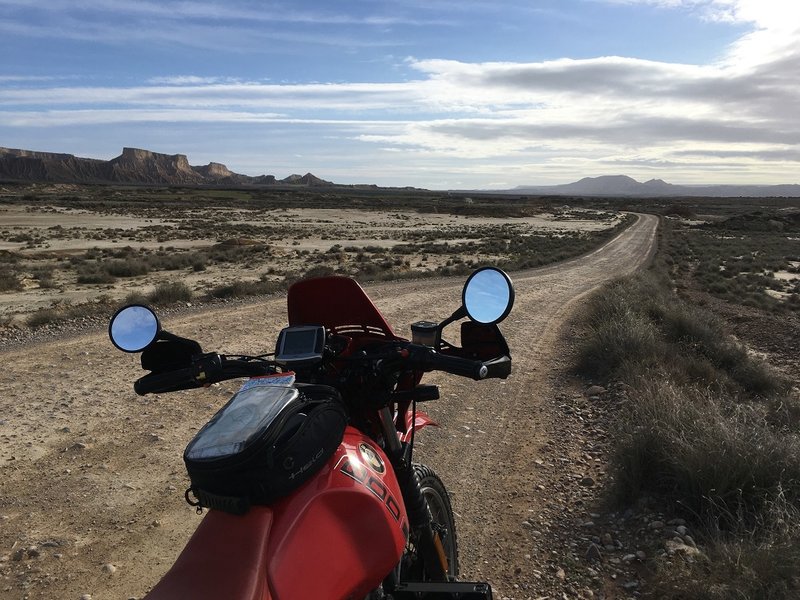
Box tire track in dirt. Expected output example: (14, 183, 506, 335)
(0, 214, 656, 600)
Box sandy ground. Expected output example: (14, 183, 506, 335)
(1, 203, 622, 321)
(0, 214, 657, 600)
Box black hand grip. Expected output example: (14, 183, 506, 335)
(425, 351, 488, 381)
(483, 355, 512, 379)
(134, 366, 198, 395)
(219, 358, 274, 378)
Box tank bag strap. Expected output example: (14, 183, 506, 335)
(186, 486, 250, 515)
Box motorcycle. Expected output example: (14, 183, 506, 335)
(108, 267, 514, 600)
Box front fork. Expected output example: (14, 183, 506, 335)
(378, 408, 449, 583)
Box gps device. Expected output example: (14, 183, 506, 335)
(275, 325, 326, 366)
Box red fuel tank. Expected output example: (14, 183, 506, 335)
(145, 427, 406, 600)
(267, 426, 408, 598)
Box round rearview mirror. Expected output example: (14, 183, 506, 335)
(462, 267, 515, 325)
(109, 304, 160, 352)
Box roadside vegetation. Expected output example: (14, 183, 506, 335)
(576, 203, 800, 598)
(665, 211, 800, 312)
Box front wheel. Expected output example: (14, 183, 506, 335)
(403, 464, 460, 581)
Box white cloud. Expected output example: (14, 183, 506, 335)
(2, 0, 799, 185)
(2, 30, 798, 183)
(146, 76, 227, 85)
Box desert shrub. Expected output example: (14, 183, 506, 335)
(435, 264, 473, 277)
(0, 250, 19, 264)
(662, 204, 696, 218)
(208, 278, 282, 299)
(578, 261, 800, 598)
(612, 380, 800, 516)
(25, 299, 111, 328)
(577, 272, 788, 396)
(148, 281, 193, 305)
(303, 265, 337, 279)
(26, 308, 61, 327)
(76, 266, 116, 284)
(0, 266, 22, 292)
(648, 500, 800, 599)
(123, 291, 149, 306)
(31, 267, 57, 289)
(105, 258, 149, 278)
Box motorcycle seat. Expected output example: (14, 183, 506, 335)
(145, 506, 273, 600)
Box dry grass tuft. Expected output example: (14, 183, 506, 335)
(577, 270, 800, 598)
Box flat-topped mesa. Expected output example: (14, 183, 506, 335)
(113, 147, 191, 169)
(196, 162, 234, 179)
(0, 145, 341, 187)
(110, 147, 201, 184)
(0, 147, 78, 161)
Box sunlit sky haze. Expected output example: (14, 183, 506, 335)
(1, 0, 798, 189)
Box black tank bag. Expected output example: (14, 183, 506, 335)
(183, 380, 347, 515)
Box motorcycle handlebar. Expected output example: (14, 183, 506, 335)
(134, 366, 199, 395)
(134, 354, 274, 395)
(396, 344, 487, 381)
(423, 350, 488, 381)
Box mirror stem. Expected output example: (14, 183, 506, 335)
(438, 305, 468, 331)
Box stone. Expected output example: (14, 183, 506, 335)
(621, 581, 639, 590)
(102, 563, 117, 574)
(648, 520, 665, 530)
(579, 476, 595, 487)
(665, 539, 703, 558)
(585, 543, 602, 562)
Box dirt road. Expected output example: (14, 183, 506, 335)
(0, 213, 657, 600)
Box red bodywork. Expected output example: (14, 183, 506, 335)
(146, 276, 439, 599)
(146, 428, 408, 600)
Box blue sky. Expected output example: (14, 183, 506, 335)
(1, 0, 798, 188)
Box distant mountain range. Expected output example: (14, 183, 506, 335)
(505, 175, 800, 198)
(2, 147, 799, 197)
(0, 147, 333, 187)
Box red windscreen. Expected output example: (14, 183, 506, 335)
(287, 276, 396, 339)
